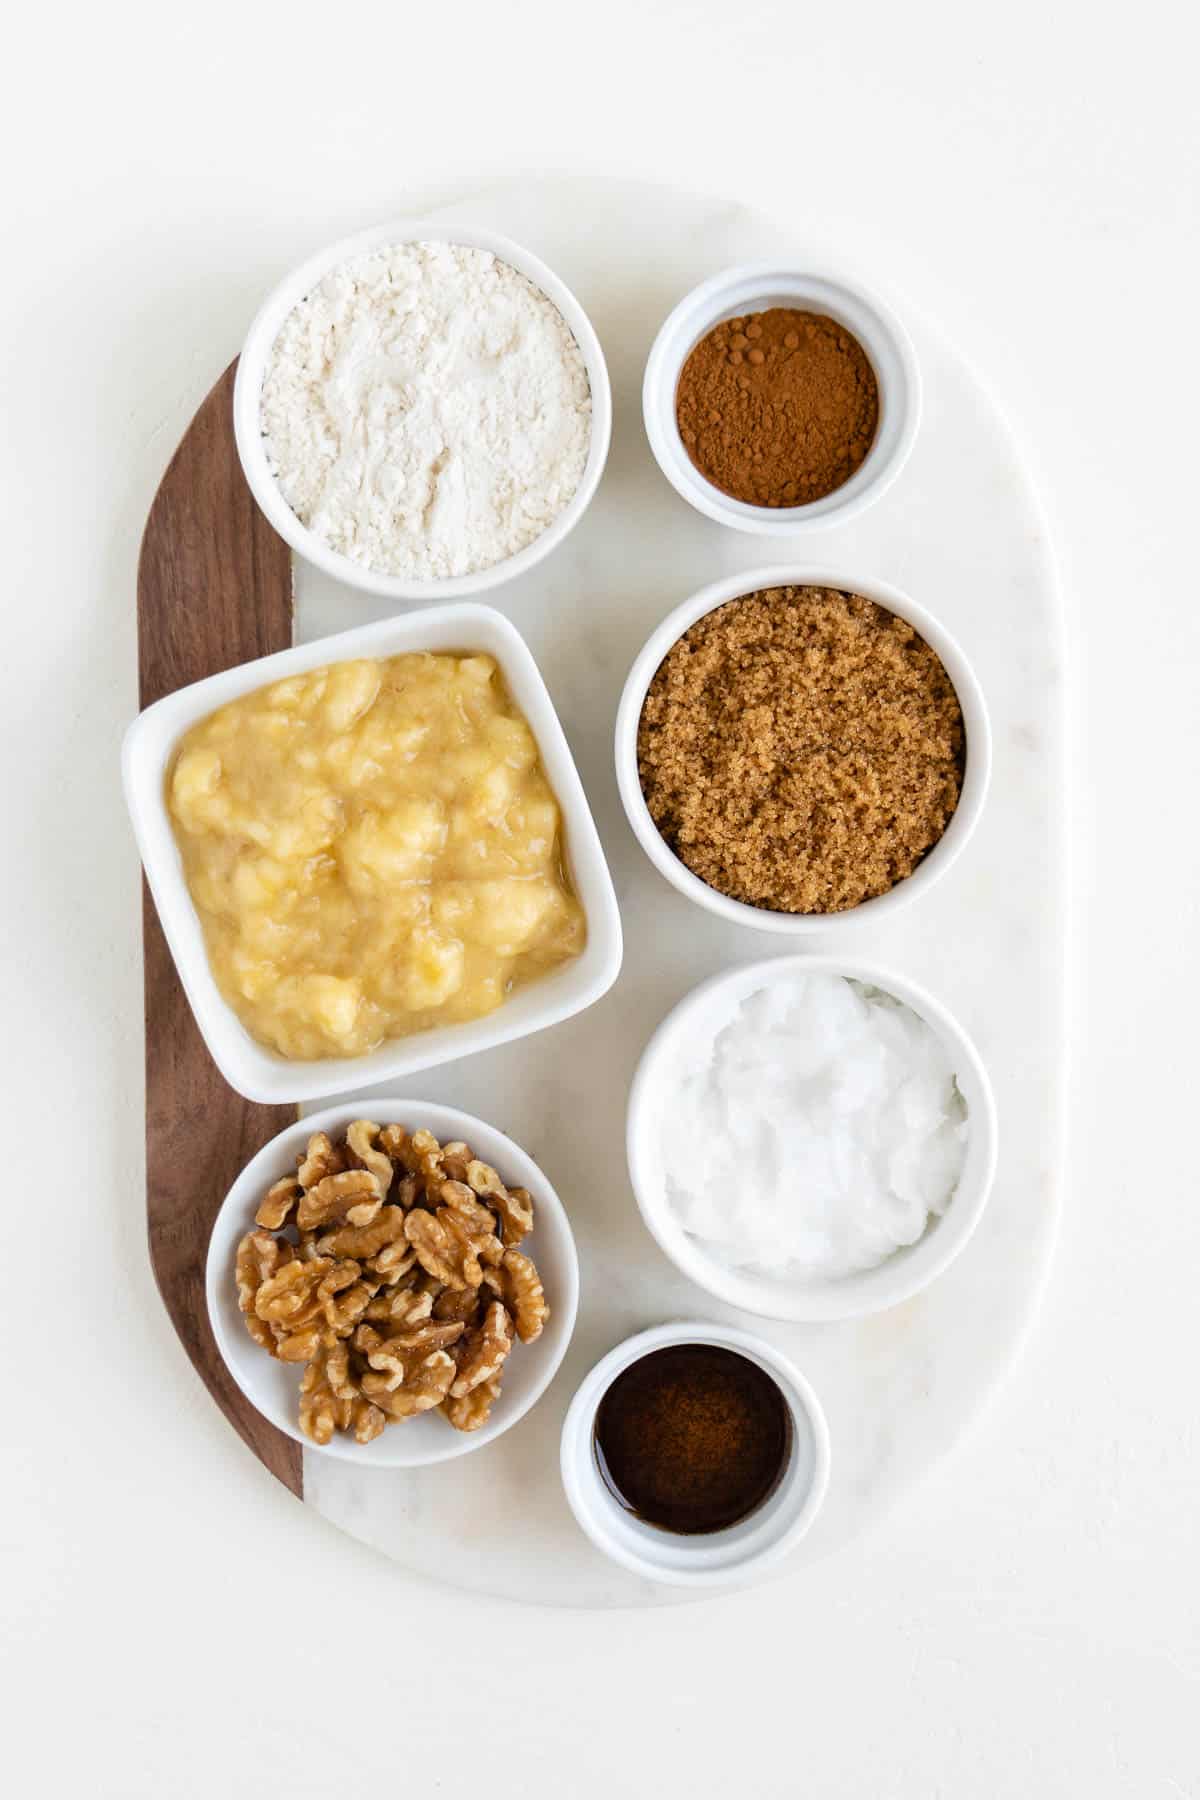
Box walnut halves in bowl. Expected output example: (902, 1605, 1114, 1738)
(234, 1121, 549, 1444)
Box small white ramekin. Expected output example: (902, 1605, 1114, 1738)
(643, 261, 919, 533)
(627, 955, 998, 1323)
(233, 220, 612, 601)
(615, 566, 990, 935)
(560, 1321, 830, 1588)
(208, 1099, 579, 1467)
(123, 603, 623, 1105)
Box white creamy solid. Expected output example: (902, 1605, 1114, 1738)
(260, 242, 591, 580)
(660, 974, 968, 1279)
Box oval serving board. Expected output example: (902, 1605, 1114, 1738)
(138, 179, 1065, 1606)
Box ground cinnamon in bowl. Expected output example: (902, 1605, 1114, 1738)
(636, 586, 965, 915)
(675, 309, 879, 507)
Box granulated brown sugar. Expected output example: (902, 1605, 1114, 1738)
(637, 587, 965, 914)
(675, 309, 879, 507)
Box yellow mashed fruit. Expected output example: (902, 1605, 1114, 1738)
(167, 652, 586, 1059)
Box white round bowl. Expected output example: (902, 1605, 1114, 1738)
(643, 261, 919, 533)
(206, 1098, 579, 1466)
(233, 220, 612, 602)
(615, 566, 991, 935)
(626, 956, 998, 1323)
(560, 1321, 830, 1588)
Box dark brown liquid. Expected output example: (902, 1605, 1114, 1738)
(593, 1344, 791, 1535)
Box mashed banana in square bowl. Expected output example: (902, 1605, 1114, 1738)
(125, 605, 620, 1104)
(167, 651, 587, 1062)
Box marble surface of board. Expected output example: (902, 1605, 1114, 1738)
(289, 178, 1066, 1608)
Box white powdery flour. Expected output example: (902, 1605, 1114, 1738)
(661, 974, 969, 1280)
(260, 243, 592, 580)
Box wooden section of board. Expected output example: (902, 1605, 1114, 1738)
(137, 360, 301, 1495)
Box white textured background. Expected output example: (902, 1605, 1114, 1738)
(4, 3, 1197, 1794)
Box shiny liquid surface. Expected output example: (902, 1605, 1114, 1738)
(593, 1345, 791, 1535)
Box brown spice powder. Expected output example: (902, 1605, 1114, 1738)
(637, 587, 965, 915)
(675, 308, 879, 507)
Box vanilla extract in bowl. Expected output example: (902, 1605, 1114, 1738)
(593, 1343, 791, 1534)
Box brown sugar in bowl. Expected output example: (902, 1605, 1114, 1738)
(614, 568, 991, 934)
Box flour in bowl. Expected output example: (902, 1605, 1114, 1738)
(660, 973, 968, 1280)
(260, 242, 592, 581)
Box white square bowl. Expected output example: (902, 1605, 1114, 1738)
(123, 603, 623, 1103)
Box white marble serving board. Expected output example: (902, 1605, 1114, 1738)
(293, 177, 1065, 1608)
